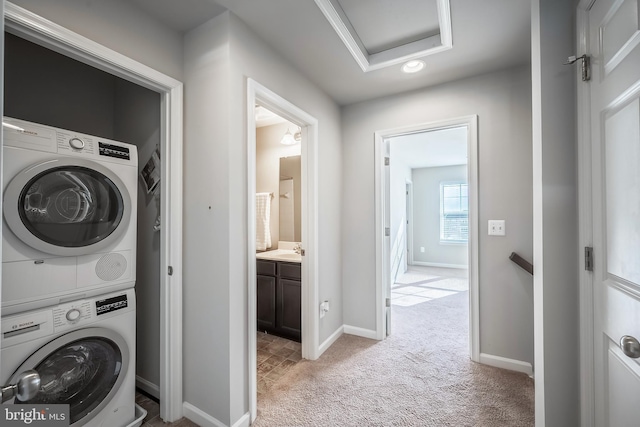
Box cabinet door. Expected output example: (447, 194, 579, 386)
(277, 278, 301, 341)
(257, 275, 276, 331)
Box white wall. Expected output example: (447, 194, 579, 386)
(9, 0, 183, 81)
(342, 65, 534, 365)
(183, 11, 343, 425)
(532, 0, 579, 425)
(412, 165, 467, 266)
(256, 122, 301, 246)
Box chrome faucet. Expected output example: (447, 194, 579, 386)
(293, 243, 302, 254)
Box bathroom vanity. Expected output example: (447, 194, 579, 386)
(256, 258, 301, 342)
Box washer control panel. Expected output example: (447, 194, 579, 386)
(53, 300, 92, 331)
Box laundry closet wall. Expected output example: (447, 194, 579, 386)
(4, 31, 163, 396)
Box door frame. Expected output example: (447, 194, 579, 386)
(405, 180, 414, 266)
(246, 78, 319, 423)
(3, 3, 184, 422)
(374, 115, 479, 363)
(576, 1, 595, 426)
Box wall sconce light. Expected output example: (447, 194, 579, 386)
(281, 126, 301, 145)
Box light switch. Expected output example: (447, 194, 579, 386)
(488, 220, 506, 236)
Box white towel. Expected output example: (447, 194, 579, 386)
(256, 193, 272, 251)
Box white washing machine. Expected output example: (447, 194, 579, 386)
(1, 288, 137, 427)
(2, 117, 138, 315)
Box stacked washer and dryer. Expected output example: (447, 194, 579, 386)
(0, 117, 142, 426)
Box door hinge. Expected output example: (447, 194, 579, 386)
(386, 297, 391, 307)
(385, 227, 390, 236)
(168, 266, 174, 276)
(300, 249, 306, 256)
(385, 157, 390, 166)
(584, 247, 593, 272)
(564, 54, 590, 81)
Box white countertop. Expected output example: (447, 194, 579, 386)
(256, 249, 301, 263)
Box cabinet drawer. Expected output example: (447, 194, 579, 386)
(279, 262, 301, 280)
(256, 260, 276, 276)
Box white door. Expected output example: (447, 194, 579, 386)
(589, 0, 640, 425)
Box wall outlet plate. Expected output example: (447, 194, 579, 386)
(488, 220, 506, 236)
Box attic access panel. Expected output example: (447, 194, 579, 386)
(314, 0, 452, 72)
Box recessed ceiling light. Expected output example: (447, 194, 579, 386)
(402, 60, 426, 74)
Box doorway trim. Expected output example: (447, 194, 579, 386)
(374, 115, 479, 362)
(405, 180, 414, 266)
(576, 0, 595, 425)
(3, 3, 184, 422)
(246, 78, 319, 423)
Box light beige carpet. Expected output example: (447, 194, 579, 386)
(254, 291, 534, 426)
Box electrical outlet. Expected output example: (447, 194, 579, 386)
(420, 247, 425, 253)
(488, 220, 506, 236)
(320, 300, 330, 318)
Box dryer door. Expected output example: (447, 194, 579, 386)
(8, 327, 129, 427)
(3, 158, 131, 256)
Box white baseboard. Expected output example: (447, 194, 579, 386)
(412, 261, 468, 269)
(182, 403, 225, 427)
(182, 402, 250, 427)
(232, 413, 251, 427)
(343, 325, 378, 340)
(135, 375, 159, 399)
(319, 326, 343, 355)
(479, 353, 533, 377)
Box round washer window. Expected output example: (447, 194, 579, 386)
(18, 336, 123, 425)
(18, 166, 124, 248)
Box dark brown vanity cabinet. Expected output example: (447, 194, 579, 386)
(257, 260, 301, 342)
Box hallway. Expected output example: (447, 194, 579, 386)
(253, 266, 534, 426)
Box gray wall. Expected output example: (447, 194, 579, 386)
(532, 0, 579, 424)
(113, 79, 162, 395)
(183, 12, 343, 425)
(4, 32, 117, 138)
(342, 65, 534, 365)
(412, 165, 468, 266)
(9, 0, 183, 81)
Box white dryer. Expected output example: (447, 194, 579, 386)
(2, 118, 138, 315)
(1, 288, 137, 427)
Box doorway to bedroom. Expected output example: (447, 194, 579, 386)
(376, 116, 479, 361)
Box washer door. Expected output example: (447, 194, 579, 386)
(3, 158, 131, 256)
(8, 327, 129, 427)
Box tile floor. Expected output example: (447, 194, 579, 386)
(135, 391, 199, 427)
(257, 332, 302, 398)
(392, 265, 468, 307)
(132, 333, 301, 426)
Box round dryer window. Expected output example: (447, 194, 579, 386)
(3, 158, 131, 256)
(8, 328, 129, 426)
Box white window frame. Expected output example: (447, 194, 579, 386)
(439, 181, 469, 244)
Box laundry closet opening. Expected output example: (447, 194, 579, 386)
(3, 31, 163, 403)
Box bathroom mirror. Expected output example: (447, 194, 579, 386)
(279, 155, 301, 242)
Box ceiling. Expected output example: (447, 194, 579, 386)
(129, 0, 531, 106)
(390, 126, 468, 169)
(336, 0, 440, 55)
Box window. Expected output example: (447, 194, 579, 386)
(440, 182, 468, 243)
